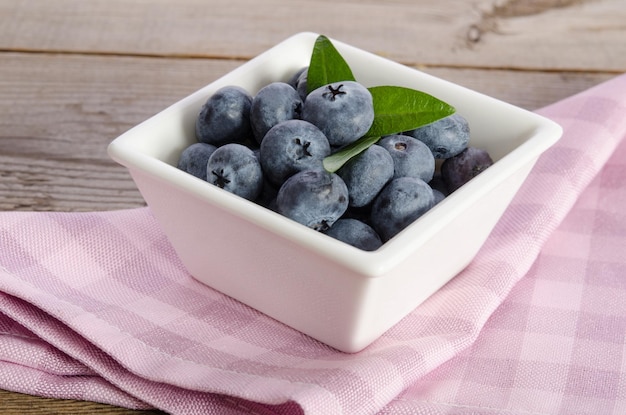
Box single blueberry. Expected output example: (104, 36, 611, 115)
(288, 66, 308, 102)
(259, 119, 331, 186)
(432, 188, 447, 205)
(277, 170, 349, 232)
(404, 113, 470, 159)
(337, 144, 394, 208)
(302, 81, 374, 147)
(177, 142, 217, 180)
(324, 218, 382, 251)
(250, 82, 302, 144)
(287, 66, 306, 88)
(441, 146, 493, 192)
(195, 86, 253, 146)
(206, 143, 263, 201)
(370, 177, 435, 242)
(378, 134, 435, 182)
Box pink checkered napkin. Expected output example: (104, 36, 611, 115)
(1, 74, 625, 415)
(378, 86, 626, 414)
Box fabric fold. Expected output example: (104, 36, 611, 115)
(0, 73, 625, 414)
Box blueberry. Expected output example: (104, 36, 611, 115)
(428, 172, 449, 196)
(302, 81, 374, 147)
(324, 218, 382, 251)
(288, 66, 308, 102)
(441, 146, 493, 192)
(341, 204, 374, 227)
(259, 119, 331, 186)
(432, 188, 446, 205)
(255, 177, 280, 211)
(206, 143, 263, 201)
(177, 142, 217, 180)
(277, 170, 349, 231)
(428, 174, 449, 204)
(378, 135, 435, 182)
(195, 86, 253, 146)
(287, 66, 306, 88)
(250, 82, 302, 144)
(404, 113, 470, 159)
(337, 144, 394, 208)
(370, 177, 435, 242)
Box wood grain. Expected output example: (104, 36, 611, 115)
(0, 390, 165, 415)
(1, 53, 614, 212)
(0, 53, 241, 211)
(1, 0, 625, 71)
(0, 0, 624, 412)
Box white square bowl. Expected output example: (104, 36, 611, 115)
(108, 32, 562, 353)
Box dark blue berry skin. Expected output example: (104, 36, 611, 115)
(177, 142, 217, 180)
(250, 82, 303, 144)
(428, 173, 449, 205)
(432, 188, 446, 205)
(277, 170, 349, 232)
(324, 218, 382, 251)
(441, 146, 493, 192)
(288, 66, 308, 102)
(378, 135, 435, 182)
(287, 66, 306, 88)
(404, 113, 470, 159)
(206, 143, 263, 201)
(337, 144, 394, 208)
(255, 177, 280, 211)
(301, 81, 374, 147)
(370, 177, 435, 242)
(259, 119, 331, 186)
(195, 86, 253, 146)
(428, 172, 449, 197)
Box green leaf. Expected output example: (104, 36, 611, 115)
(307, 35, 356, 93)
(311, 35, 457, 173)
(322, 135, 381, 173)
(365, 86, 456, 138)
(322, 86, 456, 172)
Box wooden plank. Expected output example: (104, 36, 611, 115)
(1, 0, 625, 72)
(0, 53, 241, 211)
(0, 390, 163, 415)
(421, 67, 617, 110)
(0, 52, 616, 211)
(466, 0, 626, 71)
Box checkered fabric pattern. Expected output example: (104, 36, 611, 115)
(380, 93, 626, 415)
(1, 74, 625, 414)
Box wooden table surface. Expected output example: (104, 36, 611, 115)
(1, 0, 625, 413)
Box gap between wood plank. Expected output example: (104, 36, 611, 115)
(0, 48, 622, 75)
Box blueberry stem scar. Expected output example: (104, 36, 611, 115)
(211, 169, 230, 188)
(322, 84, 346, 101)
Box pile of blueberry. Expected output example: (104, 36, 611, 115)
(177, 67, 493, 251)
